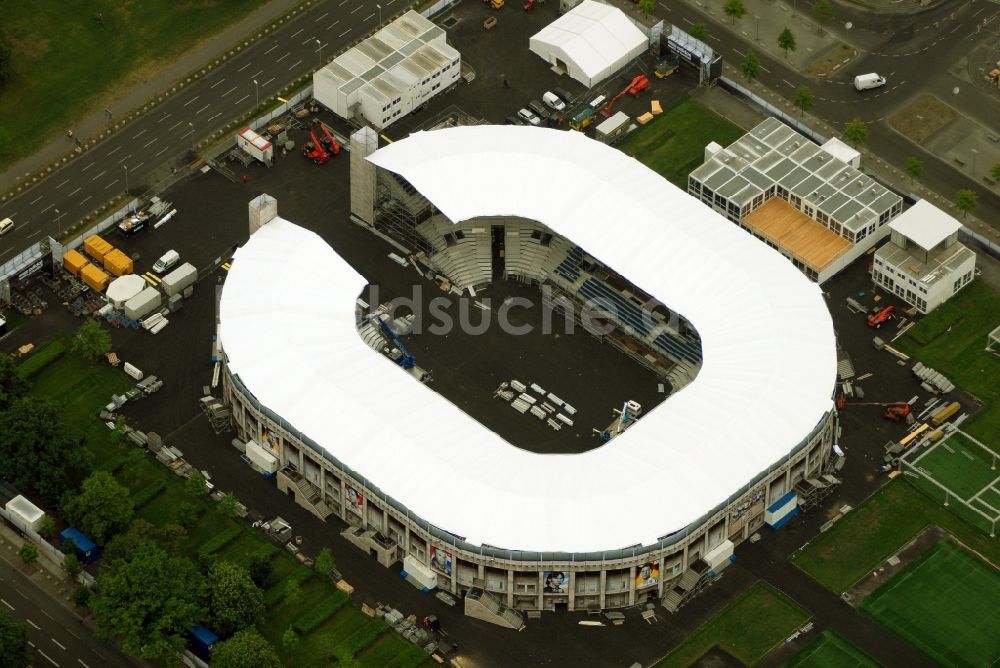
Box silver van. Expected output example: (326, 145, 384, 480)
(153, 249, 180, 274)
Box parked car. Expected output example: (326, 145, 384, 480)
(153, 249, 180, 274)
(542, 91, 566, 111)
(504, 115, 524, 125)
(0, 217, 13, 236)
(527, 100, 550, 119)
(552, 87, 575, 106)
(516, 108, 541, 126)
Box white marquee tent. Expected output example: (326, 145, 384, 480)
(529, 0, 647, 88)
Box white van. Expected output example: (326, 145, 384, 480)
(0, 217, 13, 236)
(854, 73, 886, 91)
(153, 249, 180, 274)
(542, 91, 566, 112)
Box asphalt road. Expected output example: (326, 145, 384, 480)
(0, 0, 393, 264)
(661, 0, 1000, 225)
(0, 559, 132, 668)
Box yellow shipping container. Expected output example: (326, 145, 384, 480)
(83, 234, 113, 262)
(103, 249, 134, 276)
(80, 264, 111, 292)
(62, 249, 90, 276)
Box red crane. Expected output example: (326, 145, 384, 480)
(867, 305, 895, 328)
(319, 123, 341, 155)
(302, 130, 329, 165)
(600, 75, 649, 117)
(836, 396, 911, 420)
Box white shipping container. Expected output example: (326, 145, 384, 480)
(161, 262, 197, 298)
(237, 128, 274, 163)
(510, 380, 527, 393)
(530, 383, 546, 395)
(245, 439, 279, 473)
(125, 287, 163, 321)
(402, 555, 438, 591)
(123, 362, 143, 380)
(4, 495, 45, 532)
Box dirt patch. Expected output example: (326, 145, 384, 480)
(806, 44, 856, 78)
(843, 526, 948, 605)
(692, 645, 745, 668)
(889, 95, 957, 144)
(9, 34, 50, 65)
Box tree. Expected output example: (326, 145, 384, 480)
(184, 470, 207, 497)
(777, 28, 796, 59)
(247, 552, 273, 588)
(638, 0, 656, 16)
(281, 626, 299, 654)
(991, 163, 1000, 183)
(689, 22, 708, 41)
(0, 355, 28, 411)
(217, 493, 239, 518)
(723, 0, 747, 24)
(174, 501, 200, 529)
(954, 189, 978, 218)
(63, 553, 84, 580)
(0, 610, 30, 668)
(793, 86, 813, 115)
(71, 319, 111, 362)
(741, 50, 760, 82)
(64, 471, 134, 545)
(37, 515, 56, 540)
(315, 548, 335, 578)
(283, 578, 302, 606)
(212, 629, 281, 668)
(159, 523, 188, 556)
(812, 0, 833, 26)
(71, 586, 91, 608)
(19, 543, 38, 567)
(207, 561, 265, 637)
(905, 157, 924, 184)
(90, 540, 207, 664)
(0, 398, 90, 506)
(842, 118, 868, 147)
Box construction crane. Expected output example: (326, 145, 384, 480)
(837, 397, 911, 421)
(301, 130, 329, 165)
(318, 123, 341, 155)
(867, 305, 895, 328)
(593, 400, 642, 441)
(375, 316, 415, 369)
(600, 75, 649, 117)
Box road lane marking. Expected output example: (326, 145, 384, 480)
(196, 103, 210, 114)
(292, 27, 304, 38)
(143, 138, 158, 148)
(51, 639, 66, 650)
(81, 162, 95, 172)
(30, 195, 43, 205)
(69, 187, 82, 197)
(277, 52, 289, 62)
(339, 28, 351, 37)
(66, 629, 80, 640)
(235, 94, 250, 104)
(107, 145, 122, 156)
(79, 196, 91, 206)
(91, 169, 107, 182)
(262, 77, 275, 86)
(132, 161, 145, 171)
(210, 78, 225, 89)
(183, 95, 199, 107)
(156, 147, 168, 157)
(133, 129, 147, 139)
(350, 4, 362, 13)
(301, 36, 318, 45)
(364, 12, 374, 21)
(251, 69, 263, 78)
(78, 660, 90, 668)
(783, 78, 794, 87)
(339, 0, 349, 5)
(27, 619, 40, 629)
(759, 64, 770, 73)
(156, 113, 171, 124)
(27, 230, 41, 239)
(237, 62, 251, 72)
(117, 153, 132, 164)
(318, 11, 329, 19)
(222, 85, 238, 97)
(104, 179, 120, 190)
(264, 43, 279, 54)
(328, 19, 340, 29)
(38, 649, 58, 666)
(40, 203, 55, 214)
(15, 588, 28, 599)
(169, 120, 183, 130)
(288, 59, 302, 71)
(55, 179, 69, 189)
(207, 112, 221, 123)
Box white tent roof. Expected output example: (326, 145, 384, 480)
(106, 274, 146, 305)
(820, 137, 860, 165)
(530, 0, 646, 83)
(889, 199, 962, 251)
(221, 127, 836, 554)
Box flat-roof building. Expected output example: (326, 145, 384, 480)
(313, 10, 460, 129)
(689, 117, 903, 282)
(872, 200, 976, 313)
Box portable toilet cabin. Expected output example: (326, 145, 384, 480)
(59, 527, 99, 564)
(186, 625, 219, 661)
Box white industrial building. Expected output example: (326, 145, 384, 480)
(530, 0, 646, 88)
(313, 10, 460, 129)
(872, 200, 976, 313)
(219, 127, 839, 615)
(689, 117, 903, 283)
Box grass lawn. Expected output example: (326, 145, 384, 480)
(913, 435, 1000, 501)
(859, 540, 1000, 667)
(654, 582, 810, 667)
(792, 481, 1000, 594)
(896, 281, 1000, 444)
(784, 630, 881, 668)
(617, 97, 745, 188)
(0, 0, 270, 169)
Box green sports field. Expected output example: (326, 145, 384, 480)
(912, 434, 1000, 502)
(784, 630, 880, 668)
(859, 540, 1000, 667)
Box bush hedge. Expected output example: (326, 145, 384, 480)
(197, 526, 242, 556)
(17, 339, 67, 378)
(293, 591, 348, 634)
(131, 480, 167, 508)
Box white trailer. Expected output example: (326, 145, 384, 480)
(4, 495, 45, 532)
(161, 262, 197, 297)
(402, 555, 438, 591)
(237, 128, 274, 165)
(124, 286, 162, 320)
(245, 439, 279, 475)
